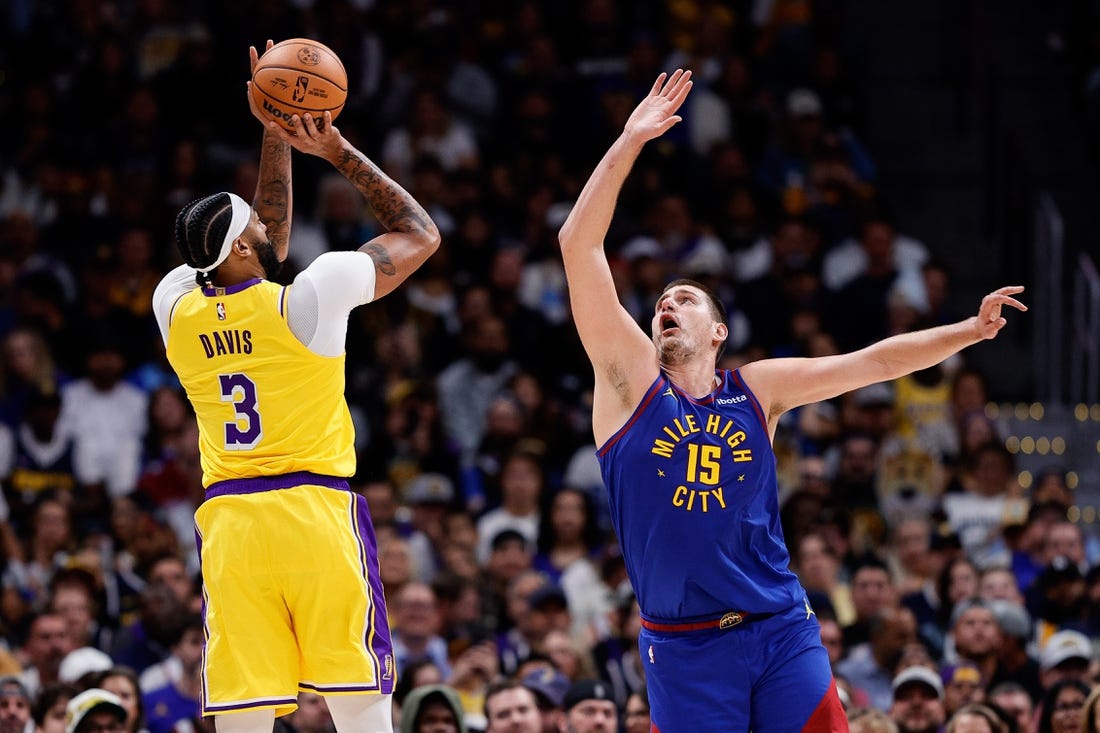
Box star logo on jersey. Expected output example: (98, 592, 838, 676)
(216, 302, 227, 321)
(738, 474, 745, 481)
(657, 469, 665, 477)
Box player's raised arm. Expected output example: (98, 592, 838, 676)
(558, 71, 693, 433)
(741, 285, 1028, 429)
(247, 41, 293, 264)
(264, 110, 441, 299)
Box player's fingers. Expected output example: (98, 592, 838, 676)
(648, 73, 667, 98)
(995, 285, 1025, 295)
(663, 69, 684, 95)
(668, 79, 693, 111)
(302, 113, 320, 138)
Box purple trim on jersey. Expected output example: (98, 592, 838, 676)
(731, 369, 769, 433)
(299, 681, 384, 694)
(204, 697, 298, 714)
(597, 376, 667, 457)
(195, 525, 211, 712)
(352, 492, 395, 693)
(202, 278, 263, 297)
(205, 471, 350, 499)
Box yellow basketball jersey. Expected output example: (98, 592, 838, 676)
(165, 280, 356, 486)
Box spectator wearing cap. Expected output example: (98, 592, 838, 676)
(391, 582, 452, 680)
(941, 661, 985, 720)
(520, 667, 567, 733)
(403, 472, 457, 582)
(888, 666, 945, 733)
(561, 680, 617, 733)
(0, 676, 32, 733)
(1038, 629, 1093, 691)
(65, 688, 127, 733)
(400, 684, 466, 733)
(837, 606, 918, 712)
(524, 586, 572, 652)
(483, 679, 540, 733)
(985, 600, 1041, 700)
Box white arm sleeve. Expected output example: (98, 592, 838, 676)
(152, 264, 199, 345)
(286, 251, 377, 357)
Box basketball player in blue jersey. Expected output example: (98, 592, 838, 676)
(558, 69, 1026, 733)
(151, 44, 440, 733)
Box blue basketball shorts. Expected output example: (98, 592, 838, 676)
(639, 598, 847, 732)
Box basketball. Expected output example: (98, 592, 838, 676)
(251, 38, 347, 133)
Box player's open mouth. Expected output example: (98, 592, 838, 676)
(660, 315, 678, 334)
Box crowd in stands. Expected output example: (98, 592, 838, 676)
(0, 1, 1098, 732)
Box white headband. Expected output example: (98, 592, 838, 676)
(196, 193, 252, 273)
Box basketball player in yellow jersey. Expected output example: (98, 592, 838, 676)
(151, 44, 440, 733)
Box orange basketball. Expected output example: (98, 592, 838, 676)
(251, 38, 347, 133)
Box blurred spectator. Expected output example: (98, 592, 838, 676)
(888, 666, 946, 733)
(1037, 630, 1093, 691)
(85, 667, 145, 733)
(1036, 678, 1089, 733)
(30, 680, 78, 733)
(391, 582, 451, 680)
(844, 558, 896, 648)
(941, 661, 986, 720)
(987, 682, 1034, 733)
(138, 612, 202, 732)
(482, 679, 540, 733)
(836, 606, 918, 711)
(0, 676, 32, 733)
(944, 703, 1007, 733)
(476, 450, 544, 564)
(399, 684, 465, 733)
(17, 611, 72, 697)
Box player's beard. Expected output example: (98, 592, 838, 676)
(255, 239, 283, 280)
(655, 332, 693, 365)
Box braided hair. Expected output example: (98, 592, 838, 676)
(174, 193, 235, 286)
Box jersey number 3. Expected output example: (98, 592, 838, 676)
(219, 373, 263, 450)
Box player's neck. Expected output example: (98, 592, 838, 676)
(661, 358, 720, 399)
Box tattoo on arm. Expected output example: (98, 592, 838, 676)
(335, 147, 436, 236)
(255, 134, 292, 248)
(361, 242, 397, 276)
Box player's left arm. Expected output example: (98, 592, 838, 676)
(740, 286, 1026, 429)
(247, 41, 292, 263)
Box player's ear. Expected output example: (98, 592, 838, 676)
(715, 322, 728, 343)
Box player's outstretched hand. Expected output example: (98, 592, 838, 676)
(623, 69, 693, 144)
(974, 285, 1027, 339)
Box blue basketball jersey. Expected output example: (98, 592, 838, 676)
(597, 369, 804, 621)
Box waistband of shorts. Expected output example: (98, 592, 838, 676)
(204, 471, 351, 499)
(640, 609, 776, 633)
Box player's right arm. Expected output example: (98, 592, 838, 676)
(268, 112, 440, 299)
(559, 70, 693, 445)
